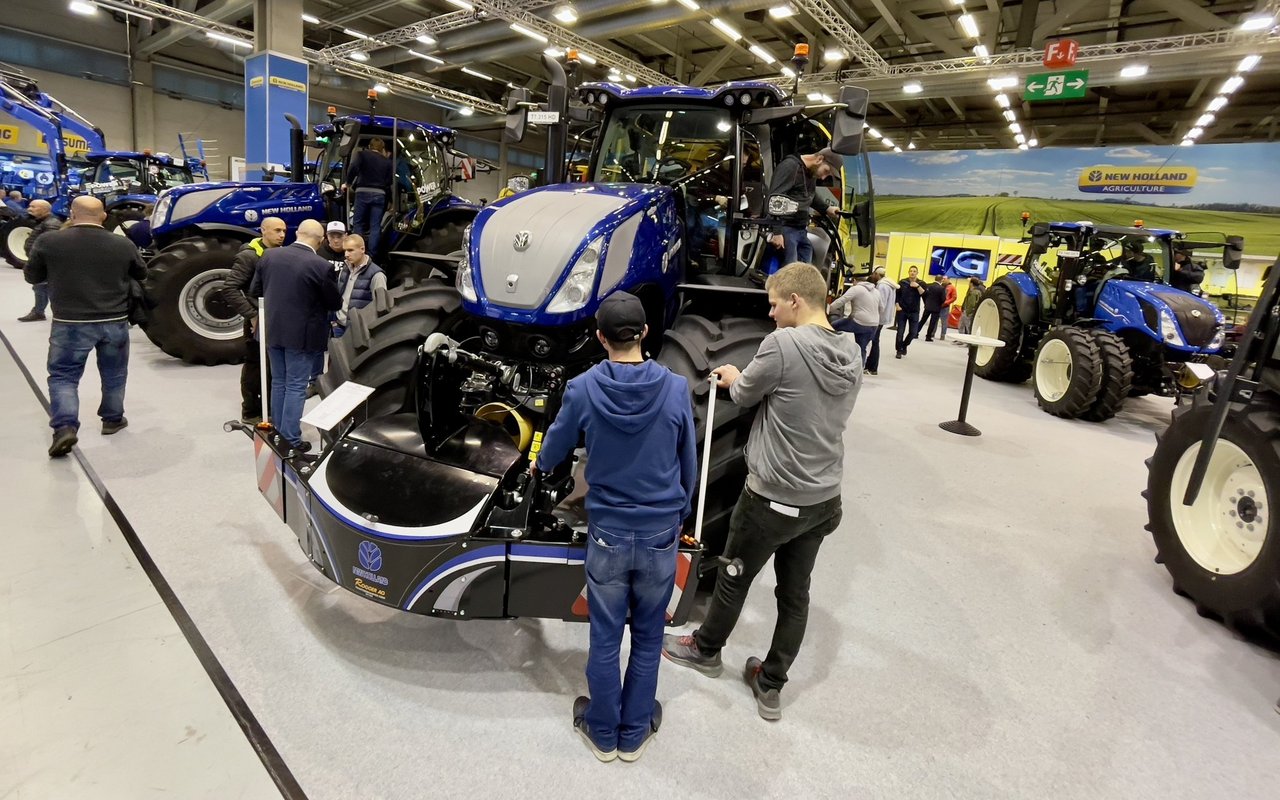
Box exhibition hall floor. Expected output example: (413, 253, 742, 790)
(2, 267, 1277, 800)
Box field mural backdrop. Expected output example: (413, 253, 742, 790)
(867, 142, 1280, 258)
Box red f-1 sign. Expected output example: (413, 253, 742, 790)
(1043, 39, 1080, 69)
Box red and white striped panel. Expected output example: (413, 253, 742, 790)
(997, 254, 1024, 266)
(254, 436, 285, 521)
(568, 551, 695, 621)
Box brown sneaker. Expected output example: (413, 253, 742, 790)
(18, 311, 46, 322)
(102, 417, 129, 435)
(49, 426, 78, 458)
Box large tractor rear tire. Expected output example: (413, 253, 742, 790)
(141, 237, 246, 366)
(971, 286, 1031, 383)
(656, 315, 773, 559)
(318, 278, 462, 417)
(1032, 327, 1102, 418)
(1146, 401, 1280, 640)
(1, 217, 37, 269)
(388, 220, 469, 286)
(1082, 329, 1134, 422)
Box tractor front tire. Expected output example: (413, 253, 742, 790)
(656, 314, 773, 560)
(1082, 329, 1134, 422)
(1032, 327, 1102, 418)
(1147, 401, 1280, 640)
(318, 278, 462, 417)
(1, 217, 37, 269)
(971, 286, 1031, 383)
(141, 237, 246, 366)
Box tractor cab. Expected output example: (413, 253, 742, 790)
(82, 151, 200, 198)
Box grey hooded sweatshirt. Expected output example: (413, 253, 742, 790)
(729, 324, 862, 507)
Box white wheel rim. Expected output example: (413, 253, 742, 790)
(177, 268, 243, 341)
(972, 297, 1000, 366)
(1035, 337, 1073, 402)
(8, 227, 32, 263)
(1170, 440, 1267, 575)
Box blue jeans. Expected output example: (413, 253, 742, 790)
(267, 346, 319, 445)
(47, 321, 130, 431)
(583, 522, 679, 752)
(781, 226, 812, 266)
(32, 282, 49, 314)
(895, 309, 920, 354)
(352, 191, 387, 254)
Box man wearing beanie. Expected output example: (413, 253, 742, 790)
(535, 291, 698, 764)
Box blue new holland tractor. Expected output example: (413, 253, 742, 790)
(236, 65, 875, 622)
(971, 221, 1244, 421)
(141, 112, 480, 365)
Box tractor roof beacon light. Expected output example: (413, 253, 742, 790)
(791, 42, 810, 95)
(367, 89, 379, 112)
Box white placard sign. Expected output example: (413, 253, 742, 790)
(528, 111, 560, 124)
(301, 381, 375, 431)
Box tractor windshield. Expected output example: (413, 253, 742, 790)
(91, 158, 193, 194)
(392, 130, 450, 201)
(593, 105, 732, 185)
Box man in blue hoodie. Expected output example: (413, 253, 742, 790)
(535, 291, 698, 763)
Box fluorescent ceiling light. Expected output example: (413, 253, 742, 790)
(1014, 133, 1026, 143)
(951, 0, 966, 4)
(577, 51, 597, 64)
(409, 50, 445, 64)
(994, 93, 1010, 107)
(459, 106, 474, 116)
(1220, 75, 1245, 93)
(907, 142, 916, 149)
(1120, 64, 1148, 78)
(544, 46, 564, 57)
(988, 76, 1017, 90)
(973, 44, 990, 59)
(710, 18, 742, 40)
(893, 146, 903, 153)
(348, 51, 369, 62)
(1195, 113, 1215, 127)
(553, 4, 578, 24)
(510, 23, 549, 42)
(69, 1, 97, 14)
(825, 48, 846, 62)
(1187, 126, 1204, 138)
(207, 32, 252, 48)
(1018, 143, 1029, 150)
(1180, 139, 1194, 147)
(1009, 122, 1021, 133)
(903, 81, 923, 94)
(373, 83, 390, 93)
(447, 0, 474, 9)
(343, 28, 370, 39)
(1027, 138, 1038, 147)
(677, 0, 700, 9)
(1207, 95, 1228, 111)
(958, 14, 979, 38)
(1002, 109, 1016, 121)
(302, 13, 320, 24)
(866, 127, 880, 138)
(881, 138, 894, 147)
(780, 65, 796, 77)
(749, 44, 778, 64)
(626, 74, 637, 82)
(417, 34, 437, 45)
(462, 67, 495, 81)
(1237, 54, 1261, 72)
(1239, 14, 1274, 31)
(768, 4, 796, 18)
(608, 71, 623, 81)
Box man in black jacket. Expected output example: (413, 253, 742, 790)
(920, 275, 948, 342)
(250, 219, 342, 450)
(1171, 246, 1207, 293)
(25, 196, 147, 457)
(765, 148, 843, 265)
(342, 138, 393, 255)
(18, 199, 65, 322)
(320, 221, 347, 274)
(218, 216, 286, 423)
(895, 266, 925, 358)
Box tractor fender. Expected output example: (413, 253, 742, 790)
(995, 272, 1040, 326)
(188, 222, 260, 241)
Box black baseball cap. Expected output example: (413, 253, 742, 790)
(597, 292, 646, 342)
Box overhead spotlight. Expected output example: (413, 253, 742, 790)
(1220, 75, 1245, 93)
(373, 83, 390, 93)
(825, 48, 846, 62)
(677, 0, 700, 8)
(410, 50, 445, 64)
(1002, 109, 1016, 121)
(1207, 95, 1228, 111)
(459, 106, 475, 116)
(907, 142, 917, 149)
(69, 0, 98, 14)
(988, 76, 1017, 90)
(1239, 14, 1274, 32)
(903, 81, 923, 94)
(958, 14, 979, 38)
(417, 34, 437, 45)
(973, 44, 990, 59)
(1120, 64, 1148, 78)
(780, 65, 796, 78)
(994, 93, 1010, 108)
(1237, 54, 1261, 72)
(348, 51, 369, 62)
(1196, 113, 1215, 127)
(769, 4, 797, 18)
(710, 18, 742, 41)
(1027, 138, 1038, 147)
(301, 13, 320, 24)
(511, 23, 549, 42)
(446, 0, 475, 9)
(553, 3, 578, 23)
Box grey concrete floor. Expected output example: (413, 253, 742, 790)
(2, 267, 1278, 799)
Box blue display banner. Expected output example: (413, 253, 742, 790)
(244, 52, 309, 182)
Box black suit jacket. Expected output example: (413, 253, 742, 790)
(250, 242, 342, 352)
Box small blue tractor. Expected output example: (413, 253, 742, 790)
(971, 221, 1244, 421)
(141, 111, 481, 365)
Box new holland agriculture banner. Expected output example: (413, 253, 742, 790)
(867, 142, 1280, 256)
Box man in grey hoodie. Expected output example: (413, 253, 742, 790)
(662, 262, 862, 720)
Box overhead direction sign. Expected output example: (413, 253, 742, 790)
(1043, 39, 1080, 68)
(1025, 69, 1089, 101)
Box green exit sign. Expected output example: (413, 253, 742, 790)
(1024, 69, 1089, 101)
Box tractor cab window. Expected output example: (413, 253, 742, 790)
(593, 105, 733, 184)
(93, 159, 143, 191)
(392, 131, 449, 202)
(150, 163, 194, 191)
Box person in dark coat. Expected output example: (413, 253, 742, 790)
(1171, 246, 1207, 293)
(320, 221, 347, 274)
(894, 265, 925, 358)
(765, 147, 843, 266)
(17, 199, 65, 322)
(217, 216, 287, 422)
(920, 275, 948, 342)
(332, 234, 386, 338)
(249, 219, 342, 450)
(342, 138, 393, 254)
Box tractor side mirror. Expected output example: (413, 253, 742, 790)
(504, 87, 532, 144)
(1224, 236, 1244, 270)
(1030, 223, 1052, 253)
(829, 86, 869, 156)
(853, 200, 873, 247)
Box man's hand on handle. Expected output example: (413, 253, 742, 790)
(711, 364, 741, 389)
(769, 233, 784, 249)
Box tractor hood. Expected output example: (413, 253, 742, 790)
(461, 183, 680, 323)
(150, 181, 324, 237)
(1102, 279, 1226, 352)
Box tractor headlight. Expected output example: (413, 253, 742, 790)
(546, 236, 605, 314)
(1208, 326, 1225, 351)
(151, 194, 172, 227)
(457, 224, 477, 302)
(1159, 308, 1186, 347)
